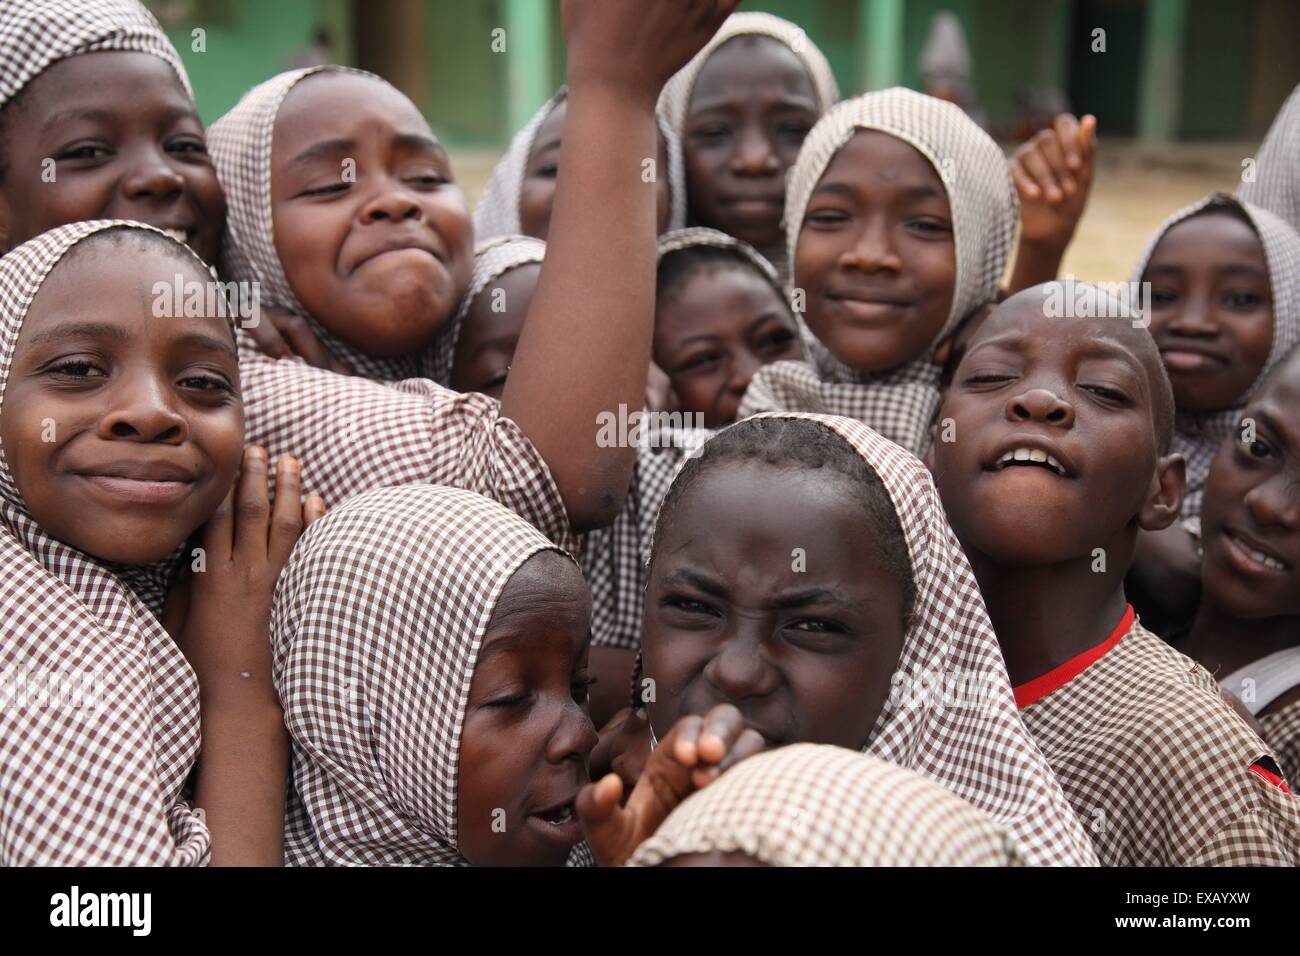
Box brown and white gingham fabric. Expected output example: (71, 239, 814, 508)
(0, 220, 213, 865)
(580, 228, 796, 650)
(1019, 619, 1300, 865)
(656, 12, 839, 146)
(450, 234, 547, 383)
(1259, 700, 1300, 787)
(1131, 195, 1300, 531)
(207, 65, 457, 382)
(738, 89, 1019, 457)
(0, 0, 192, 110)
(629, 744, 1024, 867)
(641, 412, 1098, 865)
(1238, 83, 1300, 232)
(272, 483, 591, 866)
(473, 87, 688, 242)
(207, 70, 573, 551)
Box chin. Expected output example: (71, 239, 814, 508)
(956, 511, 1089, 568)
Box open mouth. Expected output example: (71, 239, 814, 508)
(526, 796, 582, 846)
(1223, 528, 1290, 572)
(990, 446, 1069, 477)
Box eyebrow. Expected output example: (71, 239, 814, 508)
(662, 567, 729, 597)
(662, 568, 855, 610)
(393, 132, 446, 157)
(1249, 406, 1295, 451)
(688, 93, 819, 115)
(173, 331, 238, 359)
(27, 321, 131, 345)
(42, 108, 115, 134)
(287, 137, 355, 168)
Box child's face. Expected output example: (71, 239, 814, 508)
(795, 130, 956, 373)
(458, 551, 596, 866)
(643, 461, 907, 751)
(1143, 211, 1273, 412)
(518, 99, 671, 239)
(271, 73, 473, 358)
(449, 263, 540, 399)
(0, 52, 226, 263)
(653, 263, 800, 427)
(932, 296, 1176, 567)
(1199, 354, 1300, 619)
(683, 36, 818, 252)
(0, 242, 242, 564)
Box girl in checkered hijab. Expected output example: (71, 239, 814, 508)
(738, 88, 1019, 458)
(0, 220, 315, 865)
(636, 412, 1097, 866)
(657, 12, 839, 278)
(0, 0, 225, 262)
(1128, 195, 1300, 638)
(629, 744, 1024, 867)
(473, 88, 687, 243)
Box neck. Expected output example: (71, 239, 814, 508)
(1183, 600, 1300, 677)
(970, 550, 1130, 688)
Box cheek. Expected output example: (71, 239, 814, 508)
(273, 202, 345, 294)
(518, 181, 555, 238)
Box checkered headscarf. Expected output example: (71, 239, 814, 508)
(738, 89, 1019, 457)
(656, 12, 839, 141)
(629, 744, 1024, 866)
(473, 88, 688, 241)
(0, 0, 192, 110)
(208, 66, 461, 382)
(656, 225, 785, 297)
(646, 412, 1098, 866)
(1239, 84, 1300, 232)
(0, 220, 214, 865)
(273, 483, 592, 866)
(1131, 194, 1300, 530)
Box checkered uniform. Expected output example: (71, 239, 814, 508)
(737, 88, 1019, 458)
(630, 744, 1024, 867)
(272, 483, 592, 866)
(1019, 619, 1300, 866)
(0, 220, 215, 865)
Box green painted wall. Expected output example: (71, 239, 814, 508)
(1178, 0, 1258, 139)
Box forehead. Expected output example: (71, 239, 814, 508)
(462, 263, 539, 338)
(1147, 211, 1264, 265)
(691, 35, 816, 104)
(657, 262, 785, 329)
(816, 129, 945, 196)
(274, 73, 433, 152)
(968, 299, 1153, 370)
(16, 50, 191, 116)
(658, 459, 890, 577)
(481, 551, 590, 651)
(531, 99, 566, 152)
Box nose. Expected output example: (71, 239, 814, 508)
(839, 216, 902, 273)
(360, 186, 423, 224)
(121, 152, 186, 204)
(1005, 387, 1075, 427)
(702, 633, 773, 701)
(1163, 292, 1218, 337)
(97, 376, 188, 443)
(729, 125, 780, 176)
(545, 697, 598, 765)
(726, 351, 762, 395)
(1244, 473, 1300, 531)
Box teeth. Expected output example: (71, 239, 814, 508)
(996, 448, 1065, 475)
(162, 228, 188, 244)
(1233, 533, 1286, 570)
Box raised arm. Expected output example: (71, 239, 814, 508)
(500, 0, 740, 531)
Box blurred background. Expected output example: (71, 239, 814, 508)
(146, 0, 1300, 281)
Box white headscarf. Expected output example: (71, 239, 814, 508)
(1239, 84, 1300, 232)
(0, 220, 217, 865)
(474, 88, 688, 241)
(737, 89, 1018, 457)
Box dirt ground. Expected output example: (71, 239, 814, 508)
(450, 140, 1253, 284)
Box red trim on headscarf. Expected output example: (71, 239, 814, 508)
(1248, 762, 1292, 794)
(1014, 605, 1135, 709)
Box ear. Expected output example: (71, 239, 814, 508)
(1139, 453, 1185, 532)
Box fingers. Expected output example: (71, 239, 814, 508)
(303, 494, 327, 527)
(692, 727, 764, 789)
(267, 457, 304, 569)
(1019, 141, 1065, 203)
(245, 311, 292, 360)
(233, 446, 271, 563)
(276, 311, 352, 375)
(576, 773, 631, 865)
(1052, 113, 1081, 170)
(667, 703, 746, 768)
(203, 483, 236, 563)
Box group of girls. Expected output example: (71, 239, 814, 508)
(1, 0, 1299, 867)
